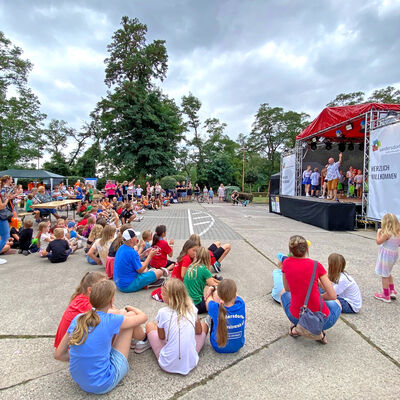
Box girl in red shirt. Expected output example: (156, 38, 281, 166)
(281, 235, 342, 344)
(171, 240, 198, 280)
(150, 225, 175, 271)
(54, 271, 107, 349)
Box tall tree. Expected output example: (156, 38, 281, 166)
(0, 32, 46, 169)
(326, 91, 365, 107)
(367, 85, 400, 104)
(93, 17, 184, 178)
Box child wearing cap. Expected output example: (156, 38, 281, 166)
(113, 229, 165, 292)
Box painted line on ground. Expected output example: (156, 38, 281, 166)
(198, 211, 215, 237)
(187, 209, 194, 235)
(193, 221, 210, 226)
(193, 216, 212, 220)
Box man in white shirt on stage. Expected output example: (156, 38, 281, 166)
(326, 152, 343, 201)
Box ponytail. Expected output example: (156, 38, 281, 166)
(152, 225, 166, 246)
(216, 302, 228, 347)
(69, 309, 100, 346)
(69, 279, 115, 346)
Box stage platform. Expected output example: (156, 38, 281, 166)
(269, 195, 357, 231)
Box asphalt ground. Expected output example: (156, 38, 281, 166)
(0, 200, 399, 399)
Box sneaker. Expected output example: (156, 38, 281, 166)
(306, 193, 310, 197)
(18, 249, 23, 254)
(137, 216, 143, 222)
(147, 278, 165, 289)
(319, 196, 325, 199)
(203, 315, 212, 331)
(134, 339, 151, 354)
(22, 250, 30, 256)
(130, 339, 137, 350)
(213, 274, 223, 281)
(0, 258, 7, 265)
(160, 267, 169, 277)
(374, 292, 391, 303)
(390, 290, 397, 300)
(212, 261, 221, 273)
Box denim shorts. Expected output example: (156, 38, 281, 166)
(281, 291, 341, 330)
(86, 254, 98, 265)
(96, 348, 129, 394)
(118, 270, 157, 292)
(337, 296, 355, 314)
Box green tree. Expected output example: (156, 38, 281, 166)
(93, 17, 185, 178)
(367, 85, 400, 104)
(248, 104, 305, 178)
(0, 31, 46, 169)
(326, 91, 365, 107)
(73, 141, 100, 177)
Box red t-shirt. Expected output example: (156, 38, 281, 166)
(150, 239, 172, 268)
(171, 254, 192, 280)
(54, 294, 91, 348)
(282, 257, 330, 319)
(209, 250, 216, 265)
(77, 218, 88, 227)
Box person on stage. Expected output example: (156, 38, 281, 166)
(326, 153, 343, 201)
(302, 165, 312, 197)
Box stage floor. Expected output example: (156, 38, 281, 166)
(297, 196, 362, 205)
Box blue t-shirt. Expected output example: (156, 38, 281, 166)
(67, 311, 124, 394)
(113, 244, 142, 290)
(208, 296, 245, 353)
(70, 230, 77, 239)
(76, 187, 83, 200)
(209, 190, 214, 197)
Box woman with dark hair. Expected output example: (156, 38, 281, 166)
(280, 235, 341, 344)
(150, 225, 175, 271)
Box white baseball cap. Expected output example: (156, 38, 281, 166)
(122, 229, 140, 241)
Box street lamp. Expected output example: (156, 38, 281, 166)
(240, 146, 246, 192)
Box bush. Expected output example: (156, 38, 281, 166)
(239, 192, 254, 202)
(160, 176, 177, 190)
(172, 174, 186, 183)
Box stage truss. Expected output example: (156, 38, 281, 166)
(293, 108, 400, 223)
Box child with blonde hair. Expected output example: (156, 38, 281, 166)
(54, 279, 149, 394)
(374, 213, 400, 302)
(138, 230, 152, 261)
(145, 279, 208, 375)
(36, 221, 54, 257)
(85, 224, 103, 265)
(44, 228, 71, 263)
(183, 247, 220, 314)
(54, 271, 107, 348)
(326, 253, 362, 313)
(207, 279, 246, 353)
(87, 225, 116, 266)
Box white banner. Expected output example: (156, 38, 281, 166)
(281, 153, 296, 196)
(367, 122, 400, 220)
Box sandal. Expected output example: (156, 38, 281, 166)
(316, 330, 328, 344)
(289, 325, 300, 338)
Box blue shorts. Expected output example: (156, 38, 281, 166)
(86, 254, 97, 265)
(181, 192, 187, 198)
(311, 185, 320, 191)
(96, 348, 129, 394)
(337, 296, 355, 313)
(118, 270, 157, 292)
(281, 291, 341, 330)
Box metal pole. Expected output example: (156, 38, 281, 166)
(241, 146, 246, 192)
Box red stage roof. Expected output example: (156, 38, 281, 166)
(296, 103, 400, 142)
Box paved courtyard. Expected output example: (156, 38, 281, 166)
(0, 201, 399, 399)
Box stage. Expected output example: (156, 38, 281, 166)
(269, 195, 358, 231)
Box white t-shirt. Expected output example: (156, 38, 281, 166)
(92, 238, 112, 266)
(136, 188, 143, 196)
(40, 233, 51, 250)
(156, 305, 198, 375)
(332, 272, 362, 313)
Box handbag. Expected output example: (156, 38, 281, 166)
(0, 205, 13, 221)
(295, 260, 325, 340)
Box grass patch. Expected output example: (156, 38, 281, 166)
(252, 196, 268, 204)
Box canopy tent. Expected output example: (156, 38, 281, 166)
(296, 103, 400, 142)
(0, 169, 66, 191)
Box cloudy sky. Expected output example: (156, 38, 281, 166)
(1, 0, 400, 142)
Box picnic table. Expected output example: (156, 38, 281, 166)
(33, 199, 81, 220)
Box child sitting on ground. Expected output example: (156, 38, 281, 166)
(87, 225, 116, 267)
(43, 228, 71, 263)
(54, 271, 107, 348)
(145, 279, 208, 375)
(183, 247, 221, 314)
(171, 240, 198, 281)
(326, 253, 362, 313)
(138, 230, 152, 262)
(18, 219, 34, 255)
(37, 221, 54, 257)
(207, 279, 246, 353)
(54, 280, 150, 394)
(85, 224, 104, 265)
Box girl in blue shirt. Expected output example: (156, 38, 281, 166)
(55, 280, 149, 394)
(207, 279, 246, 353)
